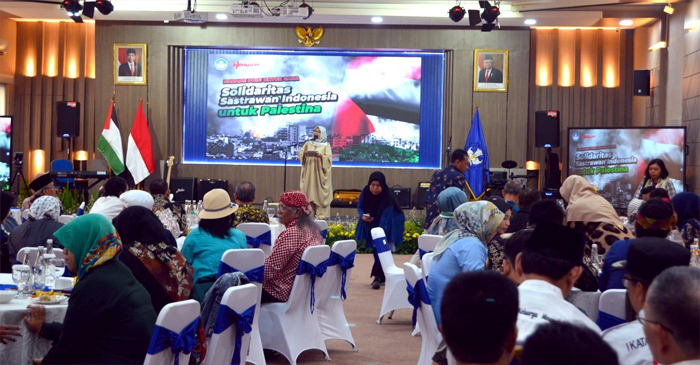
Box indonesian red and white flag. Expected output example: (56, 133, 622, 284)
(126, 100, 155, 185)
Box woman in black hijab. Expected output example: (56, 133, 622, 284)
(354, 172, 405, 289)
(113, 206, 194, 313)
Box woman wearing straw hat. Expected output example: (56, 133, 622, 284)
(181, 189, 247, 286)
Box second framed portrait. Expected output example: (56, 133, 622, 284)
(473, 49, 508, 92)
(114, 43, 147, 85)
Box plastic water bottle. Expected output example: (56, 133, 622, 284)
(691, 241, 700, 268)
(76, 202, 85, 216)
(591, 244, 601, 275)
(33, 247, 47, 291)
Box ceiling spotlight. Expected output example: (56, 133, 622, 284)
(663, 3, 674, 14)
(524, 19, 537, 25)
(299, 2, 313, 20)
(371, 16, 383, 23)
(62, 0, 83, 22)
(481, 4, 500, 24)
(619, 19, 633, 26)
(216, 13, 228, 20)
(448, 5, 465, 23)
(95, 0, 114, 15)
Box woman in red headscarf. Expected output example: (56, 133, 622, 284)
(262, 191, 323, 303)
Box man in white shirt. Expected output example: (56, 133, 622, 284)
(642, 267, 700, 365)
(514, 222, 600, 345)
(602, 238, 690, 365)
(89, 177, 128, 221)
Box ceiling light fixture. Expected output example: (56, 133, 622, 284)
(648, 41, 667, 51)
(524, 19, 536, 25)
(371, 17, 383, 23)
(467, 1, 501, 32)
(62, 0, 83, 22)
(216, 13, 228, 20)
(448, 3, 465, 23)
(663, 3, 674, 14)
(686, 20, 700, 31)
(619, 19, 633, 26)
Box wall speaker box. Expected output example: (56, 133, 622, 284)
(535, 111, 560, 148)
(198, 179, 228, 200)
(56, 101, 80, 138)
(633, 69, 651, 96)
(170, 177, 198, 203)
(415, 182, 430, 209)
(391, 186, 412, 209)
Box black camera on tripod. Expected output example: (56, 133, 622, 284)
(13, 152, 23, 166)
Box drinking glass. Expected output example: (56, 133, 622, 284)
(266, 207, 276, 220)
(50, 258, 67, 280)
(12, 264, 31, 298)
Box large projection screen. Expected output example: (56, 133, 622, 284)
(183, 48, 445, 169)
(0, 116, 11, 191)
(567, 127, 686, 209)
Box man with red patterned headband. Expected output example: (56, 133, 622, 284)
(262, 191, 323, 303)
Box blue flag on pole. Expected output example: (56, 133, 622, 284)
(464, 107, 489, 200)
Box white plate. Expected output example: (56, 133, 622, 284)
(31, 296, 68, 305)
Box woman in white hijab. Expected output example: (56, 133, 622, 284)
(298, 126, 333, 219)
(8, 196, 64, 264)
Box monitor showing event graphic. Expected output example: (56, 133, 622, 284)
(183, 48, 445, 168)
(567, 127, 686, 209)
(0, 116, 11, 191)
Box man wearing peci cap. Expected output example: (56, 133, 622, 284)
(22, 172, 57, 211)
(262, 191, 323, 303)
(514, 222, 600, 345)
(478, 55, 504, 84)
(601, 238, 690, 365)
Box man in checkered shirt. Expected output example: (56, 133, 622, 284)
(261, 191, 324, 303)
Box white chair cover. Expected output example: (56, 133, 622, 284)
(417, 234, 441, 258)
(21, 209, 29, 223)
(258, 245, 331, 365)
(218, 249, 266, 365)
(58, 215, 73, 224)
(144, 299, 201, 365)
(315, 220, 329, 244)
(315, 240, 358, 351)
(204, 284, 259, 365)
(421, 252, 433, 283)
(236, 223, 273, 256)
(16, 248, 65, 265)
(371, 227, 412, 324)
(598, 289, 626, 329)
(403, 263, 442, 365)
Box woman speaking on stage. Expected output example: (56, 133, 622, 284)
(298, 126, 333, 219)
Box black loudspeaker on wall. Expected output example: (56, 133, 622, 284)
(535, 111, 560, 148)
(415, 182, 430, 209)
(170, 177, 198, 203)
(633, 70, 651, 96)
(56, 101, 80, 138)
(391, 186, 412, 209)
(198, 179, 229, 200)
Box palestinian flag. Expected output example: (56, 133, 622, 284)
(97, 101, 125, 175)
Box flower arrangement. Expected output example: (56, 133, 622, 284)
(324, 214, 425, 255)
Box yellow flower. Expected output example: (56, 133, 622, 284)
(413, 233, 420, 238)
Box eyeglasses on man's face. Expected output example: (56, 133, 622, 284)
(636, 312, 674, 334)
(621, 274, 647, 288)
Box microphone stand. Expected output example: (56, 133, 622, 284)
(282, 140, 307, 192)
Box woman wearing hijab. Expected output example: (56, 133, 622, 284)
(484, 196, 514, 272)
(298, 126, 333, 219)
(355, 172, 406, 289)
(671, 192, 700, 249)
(560, 175, 634, 291)
(24, 214, 156, 364)
(426, 187, 469, 235)
(113, 206, 194, 314)
(8, 196, 64, 264)
(426, 201, 504, 326)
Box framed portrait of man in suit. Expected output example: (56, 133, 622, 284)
(114, 43, 147, 85)
(473, 49, 508, 92)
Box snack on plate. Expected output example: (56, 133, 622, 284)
(39, 293, 53, 302)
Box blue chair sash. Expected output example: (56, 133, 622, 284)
(245, 231, 272, 249)
(147, 317, 200, 365)
(418, 248, 431, 259)
(406, 279, 430, 328)
(373, 237, 390, 253)
(597, 311, 626, 331)
(213, 304, 256, 365)
(320, 229, 327, 239)
(327, 250, 356, 300)
(217, 262, 264, 283)
(296, 259, 329, 313)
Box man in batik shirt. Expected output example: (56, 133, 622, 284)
(149, 179, 186, 233)
(232, 181, 269, 228)
(424, 149, 469, 229)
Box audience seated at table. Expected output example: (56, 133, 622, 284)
(425, 187, 469, 236)
(515, 222, 601, 345)
(599, 198, 676, 292)
(113, 206, 194, 314)
(527, 199, 566, 228)
(560, 175, 635, 291)
(436, 271, 519, 365)
(149, 178, 187, 233)
(0, 192, 16, 273)
(507, 188, 540, 233)
(500, 229, 531, 285)
(642, 266, 700, 365)
(671, 192, 700, 249)
(501, 180, 522, 214)
(119, 189, 154, 210)
(484, 196, 513, 272)
(601, 237, 690, 364)
(8, 196, 64, 265)
(231, 181, 269, 228)
(181, 188, 247, 302)
(262, 190, 323, 303)
(427, 201, 504, 326)
(521, 321, 618, 365)
(21, 173, 57, 212)
(89, 177, 128, 221)
(23, 214, 156, 364)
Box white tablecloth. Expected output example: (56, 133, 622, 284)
(0, 275, 68, 365)
(269, 220, 285, 245)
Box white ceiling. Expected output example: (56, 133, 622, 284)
(0, 0, 675, 28)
